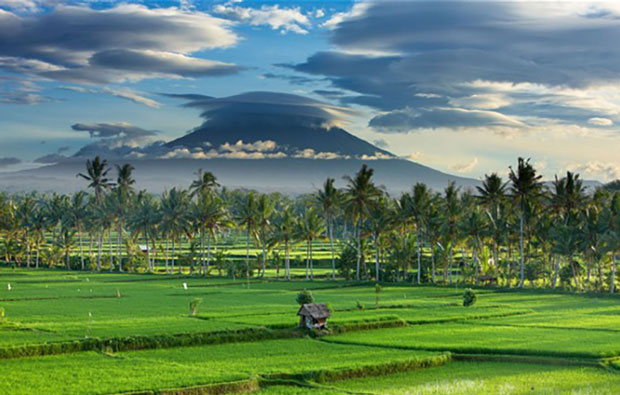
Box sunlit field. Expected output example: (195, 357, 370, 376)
(1, 268, 619, 394)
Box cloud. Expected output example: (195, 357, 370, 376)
(293, 148, 345, 160)
(0, 76, 58, 104)
(369, 107, 523, 133)
(293, 1, 620, 132)
(71, 122, 158, 139)
(213, 3, 311, 34)
(34, 153, 67, 164)
(407, 152, 423, 161)
(0, 157, 21, 167)
(588, 117, 613, 126)
(372, 138, 388, 148)
(451, 158, 479, 174)
(0, 4, 239, 84)
(101, 88, 161, 108)
(568, 161, 620, 182)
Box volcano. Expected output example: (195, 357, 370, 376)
(0, 92, 480, 193)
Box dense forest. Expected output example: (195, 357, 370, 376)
(1, 156, 620, 293)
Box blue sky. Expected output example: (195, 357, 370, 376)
(2, 0, 620, 182)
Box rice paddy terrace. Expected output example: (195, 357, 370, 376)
(1, 269, 620, 394)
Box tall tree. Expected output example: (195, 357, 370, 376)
(236, 192, 258, 283)
(509, 157, 543, 288)
(77, 156, 114, 203)
(344, 164, 381, 281)
(314, 178, 342, 280)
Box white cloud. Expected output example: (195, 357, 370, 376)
(451, 158, 479, 174)
(293, 148, 345, 159)
(568, 161, 620, 182)
(321, 3, 370, 30)
(588, 117, 613, 126)
(101, 87, 161, 108)
(213, 4, 310, 34)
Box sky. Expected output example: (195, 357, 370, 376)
(2, 0, 620, 182)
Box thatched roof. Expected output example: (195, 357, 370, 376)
(297, 303, 331, 319)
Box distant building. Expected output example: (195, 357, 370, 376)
(297, 303, 331, 329)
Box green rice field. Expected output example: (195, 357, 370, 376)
(1, 268, 619, 394)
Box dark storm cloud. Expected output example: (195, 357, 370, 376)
(294, 1, 620, 132)
(0, 4, 239, 83)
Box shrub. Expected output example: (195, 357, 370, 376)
(189, 298, 202, 317)
(296, 290, 313, 305)
(356, 300, 365, 310)
(463, 289, 477, 307)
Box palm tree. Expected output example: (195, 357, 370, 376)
(297, 207, 325, 280)
(77, 156, 114, 203)
(460, 207, 487, 285)
(236, 192, 258, 282)
(190, 169, 219, 197)
(160, 188, 191, 274)
(256, 194, 275, 277)
(192, 194, 231, 275)
(314, 178, 342, 280)
(509, 157, 543, 288)
(441, 182, 460, 284)
(273, 206, 296, 280)
(367, 197, 392, 281)
(69, 192, 88, 270)
(344, 164, 381, 281)
(477, 173, 507, 218)
(128, 192, 159, 272)
(411, 183, 431, 284)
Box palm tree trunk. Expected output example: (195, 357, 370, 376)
(117, 223, 123, 272)
(310, 240, 314, 280)
(374, 233, 379, 282)
(206, 235, 211, 275)
(305, 240, 309, 280)
(431, 246, 436, 284)
(519, 210, 525, 288)
(474, 246, 479, 286)
(245, 229, 250, 284)
(78, 223, 84, 271)
(35, 241, 40, 269)
(144, 226, 151, 272)
(171, 238, 175, 274)
(200, 228, 205, 276)
(552, 255, 560, 289)
(285, 239, 290, 280)
(448, 245, 453, 285)
(97, 234, 102, 271)
(611, 254, 616, 294)
(356, 217, 362, 281)
(108, 227, 113, 272)
(416, 230, 421, 284)
(165, 238, 169, 273)
(261, 229, 266, 278)
(329, 222, 335, 280)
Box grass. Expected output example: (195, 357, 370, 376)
(0, 338, 443, 394)
(2, 268, 620, 393)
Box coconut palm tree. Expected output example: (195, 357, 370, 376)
(344, 164, 381, 281)
(192, 194, 232, 275)
(160, 188, 191, 274)
(69, 192, 88, 270)
(77, 156, 114, 203)
(128, 192, 159, 272)
(460, 207, 487, 285)
(190, 169, 219, 198)
(367, 197, 392, 281)
(273, 206, 296, 280)
(411, 183, 431, 284)
(314, 178, 342, 280)
(256, 194, 275, 277)
(509, 157, 543, 288)
(236, 192, 258, 282)
(297, 207, 325, 280)
(441, 182, 460, 284)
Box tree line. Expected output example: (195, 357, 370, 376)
(1, 156, 620, 293)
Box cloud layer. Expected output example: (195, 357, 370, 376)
(0, 4, 240, 84)
(291, 1, 620, 134)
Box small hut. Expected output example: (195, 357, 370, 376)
(297, 303, 331, 329)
